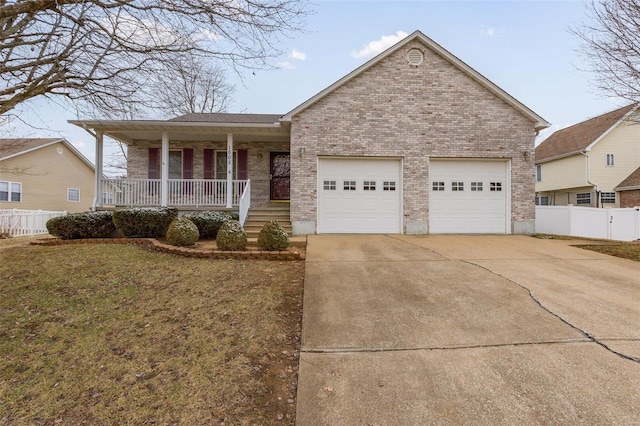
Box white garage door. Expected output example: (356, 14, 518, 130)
(429, 159, 509, 233)
(317, 158, 402, 233)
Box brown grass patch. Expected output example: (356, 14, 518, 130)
(0, 244, 304, 425)
(577, 242, 640, 262)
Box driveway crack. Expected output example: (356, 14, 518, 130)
(301, 338, 591, 354)
(464, 260, 640, 365)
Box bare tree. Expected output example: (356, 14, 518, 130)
(153, 57, 234, 117)
(574, 0, 640, 103)
(0, 0, 306, 117)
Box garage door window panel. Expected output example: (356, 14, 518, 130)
(452, 182, 464, 191)
(323, 180, 336, 190)
(383, 181, 396, 191)
(432, 182, 445, 191)
(363, 181, 376, 191)
(490, 182, 502, 192)
(471, 182, 483, 191)
(344, 181, 356, 191)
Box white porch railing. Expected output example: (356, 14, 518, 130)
(239, 179, 251, 226)
(0, 209, 67, 237)
(101, 178, 248, 207)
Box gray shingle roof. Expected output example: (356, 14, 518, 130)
(169, 113, 282, 124)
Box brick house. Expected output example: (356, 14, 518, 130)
(535, 104, 640, 208)
(72, 30, 548, 235)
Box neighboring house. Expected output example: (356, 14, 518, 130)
(615, 166, 640, 207)
(0, 138, 95, 213)
(70, 30, 548, 235)
(535, 104, 640, 208)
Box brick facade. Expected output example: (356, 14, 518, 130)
(289, 39, 537, 234)
(127, 140, 289, 206)
(620, 190, 640, 208)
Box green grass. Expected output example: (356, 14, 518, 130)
(0, 244, 304, 425)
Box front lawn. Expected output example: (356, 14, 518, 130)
(578, 242, 640, 262)
(0, 243, 304, 424)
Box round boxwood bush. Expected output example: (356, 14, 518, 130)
(257, 220, 289, 251)
(46, 211, 115, 240)
(166, 217, 199, 246)
(113, 207, 177, 238)
(216, 220, 247, 251)
(183, 211, 237, 239)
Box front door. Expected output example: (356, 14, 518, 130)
(270, 152, 290, 201)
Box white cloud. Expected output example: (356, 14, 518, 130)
(289, 49, 306, 61)
(278, 61, 295, 70)
(350, 31, 409, 59)
(481, 26, 496, 36)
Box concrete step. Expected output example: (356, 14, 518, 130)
(247, 212, 291, 220)
(244, 203, 292, 238)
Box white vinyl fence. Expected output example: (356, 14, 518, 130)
(536, 205, 640, 242)
(0, 209, 67, 237)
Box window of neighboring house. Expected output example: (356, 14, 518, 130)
(535, 195, 549, 206)
(536, 165, 542, 182)
(600, 192, 616, 204)
(169, 150, 183, 179)
(576, 192, 591, 205)
(0, 181, 22, 202)
(215, 151, 238, 180)
(606, 154, 614, 166)
(67, 188, 80, 202)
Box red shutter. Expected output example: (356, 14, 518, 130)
(148, 148, 160, 179)
(183, 148, 194, 179)
(203, 149, 214, 179)
(238, 149, 248, 180)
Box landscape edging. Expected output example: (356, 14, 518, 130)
(30, 238, 304, 260)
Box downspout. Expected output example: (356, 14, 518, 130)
(580, 150, 598, 207)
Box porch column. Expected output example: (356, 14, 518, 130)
(93, 131, 104, 210)
(161, 132, 169, 207)
(226, 133, 234, 208)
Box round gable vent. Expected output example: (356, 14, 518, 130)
(407, 48, 424, 66)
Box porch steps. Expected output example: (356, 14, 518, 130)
(244, 203, 292, 239)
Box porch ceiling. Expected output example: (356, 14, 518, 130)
(68, 120, 291, 144)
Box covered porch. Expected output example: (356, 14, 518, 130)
(70, 114, 291, 224)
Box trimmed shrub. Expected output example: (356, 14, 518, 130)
(113, 207, 178, 238)
(257, 220, 289, 251)
(166, 217, 199, 246)
(46, 211, 115, 240)
(183, 211, 237, 239)
(216, 220, 247, 251)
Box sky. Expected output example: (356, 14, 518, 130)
(3, 0, 630, 166)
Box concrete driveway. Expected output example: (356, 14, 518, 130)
(296, 235, 640, 425)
